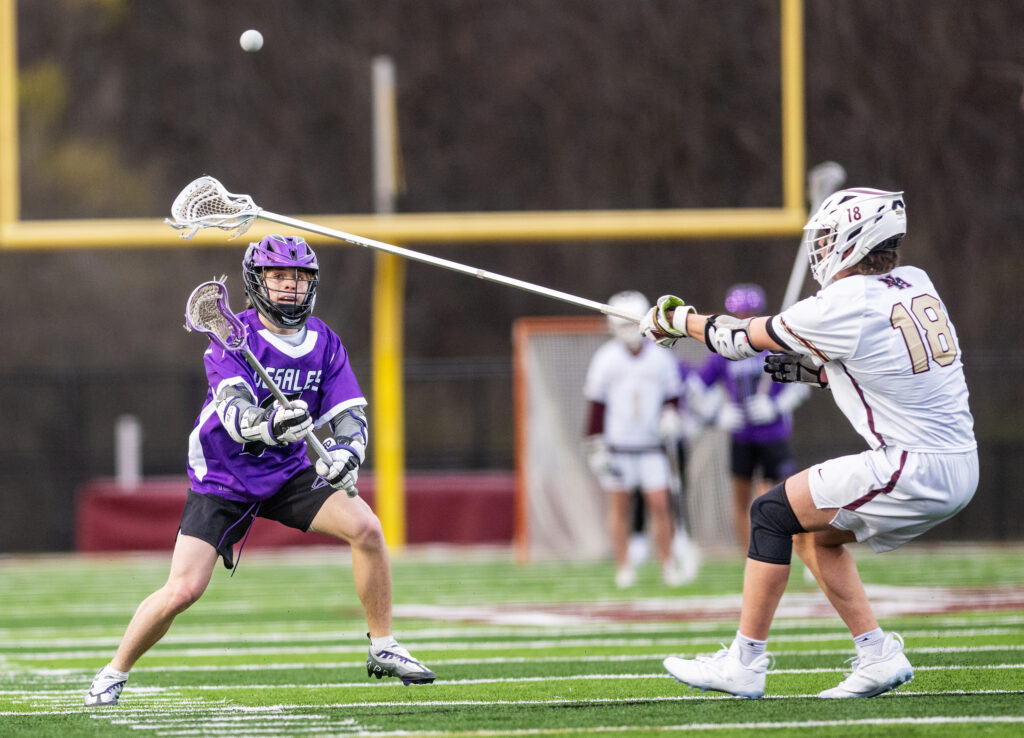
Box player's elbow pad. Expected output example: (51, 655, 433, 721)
(218, 397, 277, 446)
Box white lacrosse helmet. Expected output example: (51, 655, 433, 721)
(803, 188, 906, 287)
(607, 290, 650, 350)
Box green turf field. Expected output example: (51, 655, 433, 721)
(1, 543, 1022, 736)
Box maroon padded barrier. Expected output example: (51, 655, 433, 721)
(75, 473, 514, 552)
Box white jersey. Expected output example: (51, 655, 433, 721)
(771, 265, 975, 454)
(583, 339, 684, 450)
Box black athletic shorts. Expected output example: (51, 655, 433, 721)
(179, 466, 337, 569)
(729, 439, 798, 482)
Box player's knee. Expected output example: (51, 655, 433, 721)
(643, 491, 671, 515)
(748, 482, 806, 565)
(349, 513, 387, 552)
(164, 578, 208, 613)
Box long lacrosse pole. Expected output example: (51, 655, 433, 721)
(756, 162, 846, 394)
(169, 177, 647, 323)
(251, 210, 645, 324)
(778, 161, 847, 313)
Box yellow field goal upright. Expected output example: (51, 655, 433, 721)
(0, 0, 807, 552)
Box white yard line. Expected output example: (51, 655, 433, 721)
(3, 664, 1023, 697)
(8, 628, 1024, 662)
(4, 691, 1024, 717)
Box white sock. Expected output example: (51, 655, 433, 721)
(853, 627, 885, 655)
(104, 663, 129, 679)
(370, 635, 397, 651)
(734, 631, 767, 666)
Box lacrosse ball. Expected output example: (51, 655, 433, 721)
(240, 29, 263, 52)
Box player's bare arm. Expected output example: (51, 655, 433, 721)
(639, 295, 787, 357)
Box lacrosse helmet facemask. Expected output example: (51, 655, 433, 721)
(243, 234, 320, 330)
(803, 188, 906, 287)
(607, 290, 650, 351)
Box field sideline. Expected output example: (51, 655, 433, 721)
(1, 542, 1022, 736)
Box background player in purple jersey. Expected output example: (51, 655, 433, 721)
(86, 235, 434, 707)
(694, 284, 809, 551)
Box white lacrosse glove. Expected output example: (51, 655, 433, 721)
(704, 315, 760, 360)
(314, 438, 364, 493)
(639, 295, 696, 348)
(763, 353, 828, 388)
(716, 402, 744, 433)
(583, 435, 621, 489)
(744, 393, 778, 426)
(268, 400, 313, 444)
(657, 406, 684, 441)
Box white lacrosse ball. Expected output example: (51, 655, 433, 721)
(240, 29, 263, 52)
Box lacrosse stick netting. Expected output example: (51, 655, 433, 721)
(166, 176, 261, 240)
(183, 280, 352, 495)
(185, 280, 248, 351)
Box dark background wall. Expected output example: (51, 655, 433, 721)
(2, 0, 1021, 550)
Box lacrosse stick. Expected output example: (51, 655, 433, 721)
(184, 279, 357, 497)
(167, 176, 645, 324)
(756, 161, 847, 393)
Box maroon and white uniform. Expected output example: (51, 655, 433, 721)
(771, 265, 977, 550)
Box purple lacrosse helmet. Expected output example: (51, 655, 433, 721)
(724, 283, 766, 316)
(243, 234, 320, 329)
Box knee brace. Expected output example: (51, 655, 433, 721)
(748, 482, 806, 565)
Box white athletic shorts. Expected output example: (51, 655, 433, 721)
(808, 446, 978, 552)
(605, 450, 671, 493)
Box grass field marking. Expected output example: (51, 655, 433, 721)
(391, 584, 1024, 625)
(7, 611, 1022, 643)
(8, 687, 1024, 716)
(12, 626, 1024, 663)
(5, 662, 1021, 698)
(7, 620, 1024, 652)
(15, 641, 1024, 679)
(270, 715, 1024, 737)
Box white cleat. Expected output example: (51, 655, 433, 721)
(664, 641, 770, 699)
(615, 566, 637, 589)
(661, 561, 694, 587)
(818, 632, 914, 698)
(668, 527, 701, 585)
(367, 640, 436, 685)
(84, 664, 129, 707)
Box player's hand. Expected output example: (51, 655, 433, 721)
(268, 399, 313, 444)
(639, 295, 696, 348)
(315, 439, 361, 492)
(716, 402, 743, 433)
(763, 353, 827, 387)
(744, 393, 778, 425)
(582, 435, 622, 489)
(657, 406, 682, 441)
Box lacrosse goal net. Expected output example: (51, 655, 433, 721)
(513, 316, 734, 561)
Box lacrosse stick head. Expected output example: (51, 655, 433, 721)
(185, 280, 248, 352)
(165, 176, 261, 240)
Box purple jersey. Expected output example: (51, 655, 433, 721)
(187, 310, 365, 502)
(698, 352, 793, 444)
